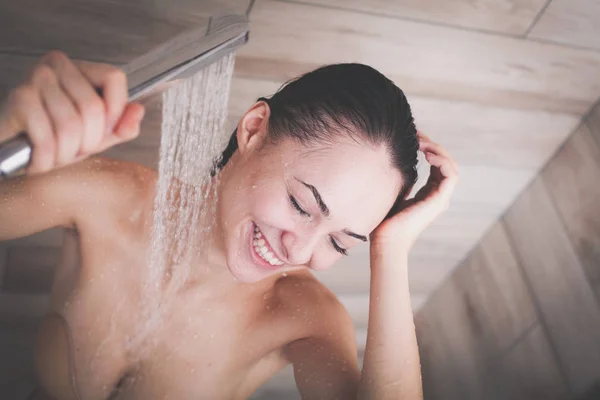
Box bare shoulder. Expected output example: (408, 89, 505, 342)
(59, 156, 155, 205)
(0, 156, 155, 239)
(47, 157, 155, 225)
(273, 271, 355, 339)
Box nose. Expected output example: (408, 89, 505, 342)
(281, 227, 321, 267)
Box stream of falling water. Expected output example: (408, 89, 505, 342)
(129, 52, 235, 352)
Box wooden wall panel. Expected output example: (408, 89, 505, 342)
(0, 53, 39, 102)
(239, 0, 600, 114)
(289, 0, 548, 35)
(417, 221, 538, 398)
(0, 328, 38, 400)
(408, 96, 579, 169)
(415, 301, 468, 400)
(504, 177, 600, 395)
(461, 222, 537, 351)
(484, 325, 570, 400)
(0, 245, 6, 289)
(542, 124, 600, 302)
(529, 0, 600, 50)
(0, 0, 252, 62)
(3, 246, 59, 294)
(587, 100, 600, 146)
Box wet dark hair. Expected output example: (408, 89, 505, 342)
(217, 63, 419, 211)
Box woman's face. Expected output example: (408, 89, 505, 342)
(216, 103, 402, 282)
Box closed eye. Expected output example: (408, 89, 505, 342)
(330, 236, 348, 256)
(289, 195, 310, 217)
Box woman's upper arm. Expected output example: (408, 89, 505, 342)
(284, 297, 361, 400)
(1, 171, 76, 240)
(0, 157, 111, 240)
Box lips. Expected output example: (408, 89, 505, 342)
(250, 223, 284, 269)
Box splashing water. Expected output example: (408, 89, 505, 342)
(130, 52, 235, 352)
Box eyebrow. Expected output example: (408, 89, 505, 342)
(295, 177, 368, 242)
(342, 229, 368, 242)
(296, 177, 330, 216)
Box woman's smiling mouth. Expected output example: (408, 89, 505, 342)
(252, 224, 285, 267)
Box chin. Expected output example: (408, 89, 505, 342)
(225, 220, 286, 283)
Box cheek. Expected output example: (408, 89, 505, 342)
(308, 243, 343, 271)
(248, 187, 295, 229)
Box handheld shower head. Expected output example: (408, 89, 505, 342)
(0, 14, 249, 179)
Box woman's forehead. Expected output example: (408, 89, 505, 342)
(275, 138, 402, 226)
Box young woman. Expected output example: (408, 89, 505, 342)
(0, 51, 458, 400)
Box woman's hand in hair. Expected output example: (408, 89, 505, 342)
(0, 50, 145, 175)
(370, 132, 459, 255)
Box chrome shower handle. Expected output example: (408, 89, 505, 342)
(0, 135, 31, 178)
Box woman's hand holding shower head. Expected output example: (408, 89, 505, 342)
(0, 50, 145, 175)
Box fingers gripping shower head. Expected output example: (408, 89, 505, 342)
(0, 14, 249, 179)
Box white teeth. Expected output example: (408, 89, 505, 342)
(252, 224, 284, 266)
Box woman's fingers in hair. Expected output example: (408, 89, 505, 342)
(424, 151, 458, 206)
(424, 152, 458, 182)
(418, 133, 459, 176)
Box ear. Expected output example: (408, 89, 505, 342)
(236, 101, 270, 155)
